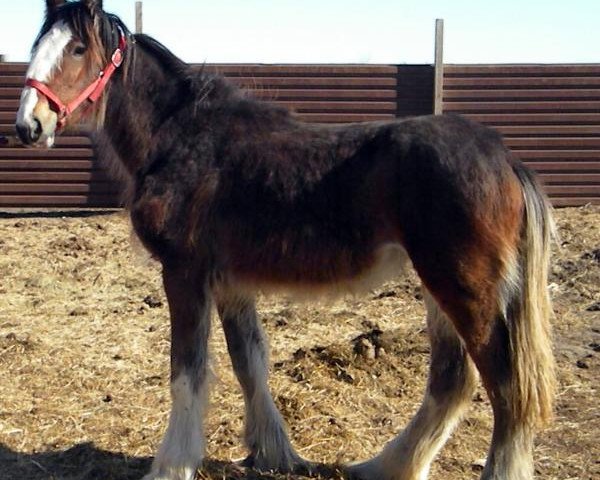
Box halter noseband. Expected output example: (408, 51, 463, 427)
(25, 32, 127, 130)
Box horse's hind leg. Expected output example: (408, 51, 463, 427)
(144, 265, 211, 480)
(348, 289, 478, 480)
(215, 288, 308, 473)
(421, 244, 552, 479)
(466, 315, 536, 480)
(459, 284, 553, 480)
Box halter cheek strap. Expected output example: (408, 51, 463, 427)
(25, 33, 127, 130)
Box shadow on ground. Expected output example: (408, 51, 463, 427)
(0, 443, 151, 480)
(0, 443, 344, 480)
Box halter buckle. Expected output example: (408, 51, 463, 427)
(112, 49, 124, 67)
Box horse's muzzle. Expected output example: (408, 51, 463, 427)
(15, 118, 43, 146)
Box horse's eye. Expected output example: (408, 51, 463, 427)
(73, 45, 87, 56)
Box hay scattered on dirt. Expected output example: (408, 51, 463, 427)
(0, 206, 598, 480)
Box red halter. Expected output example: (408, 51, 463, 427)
(25, 33, 127, 130)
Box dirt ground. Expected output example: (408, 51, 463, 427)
(0, 205, 598, 480)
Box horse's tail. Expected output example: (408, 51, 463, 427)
(505, 163, 556, 428)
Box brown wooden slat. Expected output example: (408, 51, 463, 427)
(0, 110, 29, 123)
(444, 101, 600, 113)
(0, 87, 21, 99)
(0, 148, 94, 158)
(232, 77, 397, 88)
(0, 183, 120, 194)
(0, 195, 120, 207)
(252, 89, 397, 100)
(0, 76, 25, 87)
(517, 151, 600, 160)
(444, 89, 600, 101)
(463, 113, 600, 125)
(296, 113, 395, 123)
(524, 161, 600, 172)
(0, 99, 19, 109)
(0, 125, 16, 135)
(444, 65, 600, 76)
(0, 160, 95, 170)
(205, 64, 398, 76)
(495, 125, 600, 137)
(505, 138, 600, 149)
(444, 77, 600, 89)
(0, 112, 19, 125)
(0, 172, 111, 182)
(275, 101, 396, 112)
(539, 173, 600, 184)
(0, 112, 17, 122)
(0, 64, 27, 74)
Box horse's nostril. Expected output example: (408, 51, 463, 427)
(31, 118, 42, 142)
(15, 123, 32, 145)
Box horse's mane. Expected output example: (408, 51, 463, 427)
(131, 33, 284, 121)
(132, 34, 188, 77)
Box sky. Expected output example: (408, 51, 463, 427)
(0, 0, 598, 65)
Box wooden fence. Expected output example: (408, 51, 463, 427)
(1, 62, 599, 207)
(443, 64, 600, 207)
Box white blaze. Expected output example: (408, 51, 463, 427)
(17, 21, 72, 146)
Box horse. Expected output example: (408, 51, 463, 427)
(16, 1, 556, 479)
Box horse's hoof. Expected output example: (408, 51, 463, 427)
(344, 459, 387, 480)
(141, 464, 198, 480)
(238, 453, 315, 476)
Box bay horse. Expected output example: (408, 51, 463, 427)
(16, 1, 556, 479)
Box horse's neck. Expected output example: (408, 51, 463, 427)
(102, 45, 187, 174)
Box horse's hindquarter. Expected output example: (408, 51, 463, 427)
(389, 115, 526, 323)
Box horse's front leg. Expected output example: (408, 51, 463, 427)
(144, 265, 211, 480)
(215, 288, 310, 474)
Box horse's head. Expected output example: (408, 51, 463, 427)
(16, 0, 128, 147)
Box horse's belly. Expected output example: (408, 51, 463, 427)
(228, 242, 410, 298)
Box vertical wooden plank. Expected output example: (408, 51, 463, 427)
(135, 1, 143, 34)
(434, 19, 444, 115)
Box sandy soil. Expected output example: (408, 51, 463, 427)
(0, 206, 598, 480)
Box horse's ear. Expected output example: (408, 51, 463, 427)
(45, 0, 66, 13)
(83, 0, 103, 13)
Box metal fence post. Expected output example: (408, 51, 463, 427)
(135, 1, 143, 34)
(434, 19, 444, 115)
